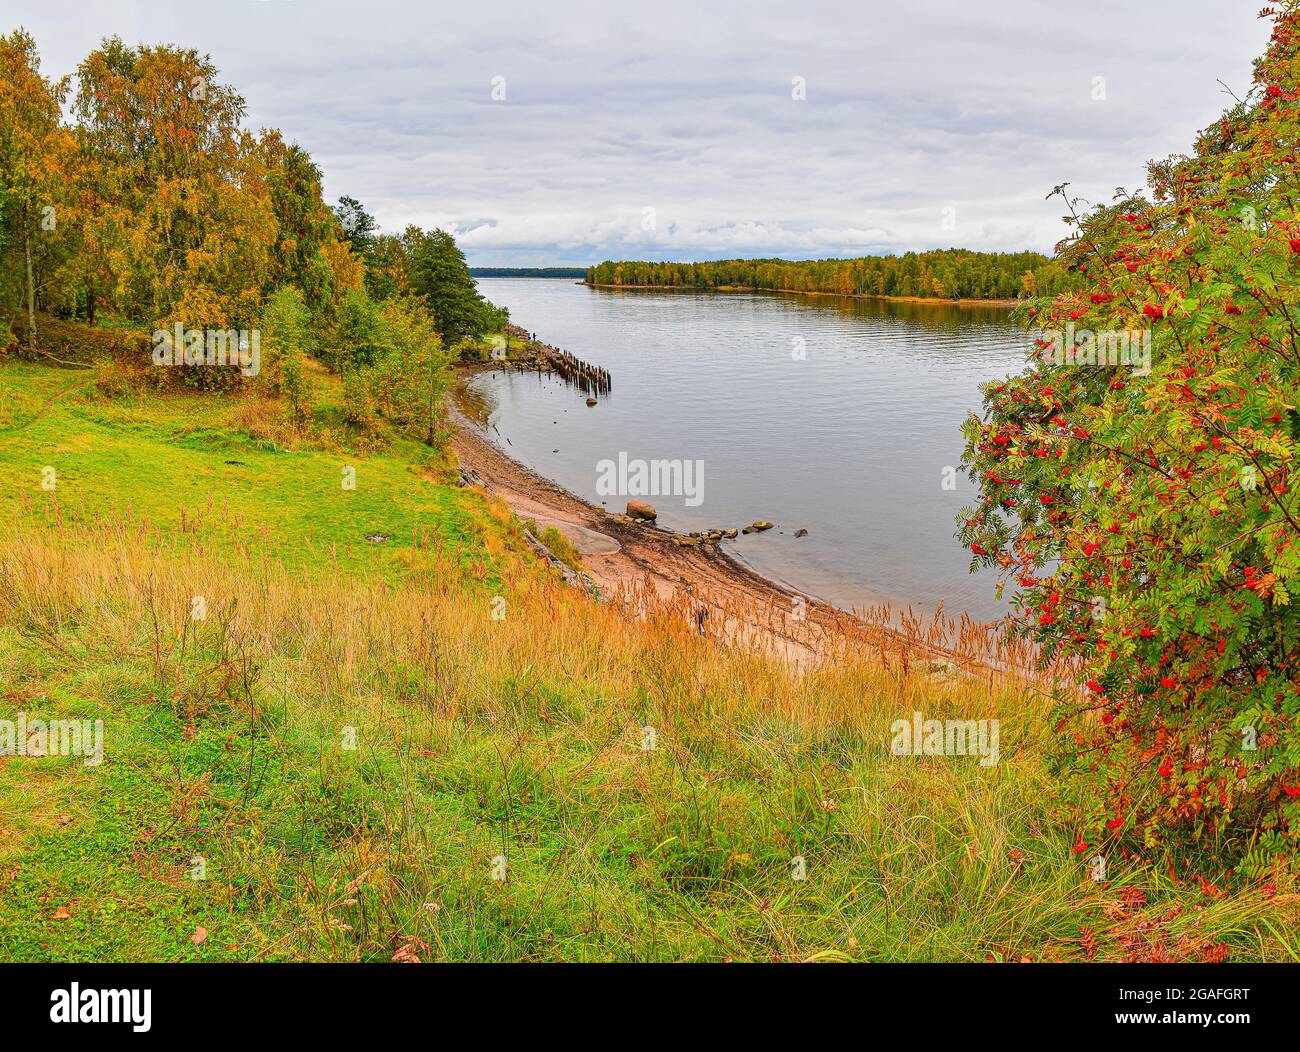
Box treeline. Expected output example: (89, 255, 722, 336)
(470, 267, 587, 278)
(586, 249, 1077, 300)
(0, 30, 502, 441)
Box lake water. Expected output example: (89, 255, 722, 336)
(468, 277, 1031, 622)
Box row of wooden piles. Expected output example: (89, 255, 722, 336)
(514, 326, 612, 397)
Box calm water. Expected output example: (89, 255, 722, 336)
(469, 278, 1029, 622)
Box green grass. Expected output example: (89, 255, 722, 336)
(0, 361, 494, 583)
(0, 357, 526, 961)
(0, 356, 1295, 963)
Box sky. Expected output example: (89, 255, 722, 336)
(7, 0, 1274, 267)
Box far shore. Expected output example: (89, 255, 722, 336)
(580, 282, 1020, 307)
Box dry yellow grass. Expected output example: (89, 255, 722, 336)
(1, 504, 1294, 962)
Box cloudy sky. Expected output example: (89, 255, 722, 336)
(8, 0, 1272, 267)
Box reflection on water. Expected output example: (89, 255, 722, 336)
(470, 278, 1030, 622)
(457, 372, 495, 427)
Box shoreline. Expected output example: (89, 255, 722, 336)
(579, 282, 1020, 307)
(451, 366, 818, 621)
(450, 363, 1005, 669)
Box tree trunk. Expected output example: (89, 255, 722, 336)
(426, 351, 435, 446)
(23, 203, 36, 352)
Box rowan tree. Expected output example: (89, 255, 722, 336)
(958, 3, 1300, 871)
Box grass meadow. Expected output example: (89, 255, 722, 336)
(0, 354, 1295, 963)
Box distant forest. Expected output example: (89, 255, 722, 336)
(470, 267, 588, 278)
(586, 250, 1077, 300)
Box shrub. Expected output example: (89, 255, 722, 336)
(261, 285, 314, 420)
(341, 367, 378, 431)
(337, 295, 453, 448)
(328, 287, 382, 372)
(958, 4, 1300, 871)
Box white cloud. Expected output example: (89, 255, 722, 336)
(7, 0, 1271, 266)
